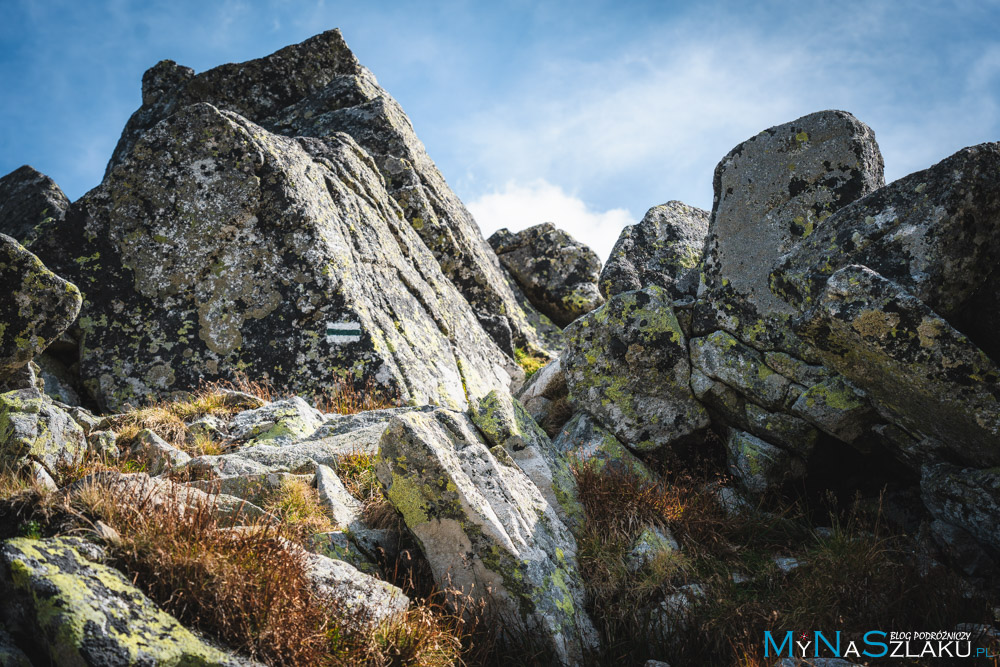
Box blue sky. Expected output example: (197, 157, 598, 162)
(2, 0, 998, 259)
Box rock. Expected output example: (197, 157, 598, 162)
(470, 389, 583, 531)
(743, 404, 819, 457)
(377, 408, 598, 664)
(28, 460, 58, 492)
(552, 412, 655, 481)
(726, 429, 804, 495)
(645, 661, 672, 667)
(689, 330, 791, 411)
(650, 583, 704, 639)
(307, 530, 381, 574)
(516, 357, 573, 438)
(699, 111, 883, 353)
(929, 519, 996, 578)
(103, 29, 560, 356)
(771, 142, 1000, 362)
(789, 376, 876, 444)
(304, 551, 409, 629)
(772, 556, 803, 574)
(627, 526, 680, 572)
(563, 286, 709, 452)
(0, 234, 81, 381)
(600, 201, 709, 300)
(131, 429, 191, 476)
(921, 463, 1000, 552)
(0, 536, 242, 666)
(34, 104, 512, 412)
(489, 223, 604, 327)
(229, 397, 324, 447)
(0, 166, 69, 246)
(314, 464, 363, 529)
(0, 626, 31, 667)
(33, 352, 81, 406)
(0, 388, 86, 475)
(301, 406, 430, 456)
(86, 430, 119, 459)
(795, 265, 1000, 466)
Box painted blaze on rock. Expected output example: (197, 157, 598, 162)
(563, 285, 709, 452)
(376, 408, 598, 665)
(34, 103, 511, 411)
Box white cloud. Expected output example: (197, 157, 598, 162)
(467, 179, 635, 262)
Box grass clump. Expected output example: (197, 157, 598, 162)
(315, 377, 401, 415)
(335, 452, 402, 531)
(261, 477, 335, 541)
(513, 347, 548, 380)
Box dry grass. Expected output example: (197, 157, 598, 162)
(261, 477, 336, 541)
(315, 377, 401, 415)
(572, 461, 994, 666)
(335, 452, 403, 531)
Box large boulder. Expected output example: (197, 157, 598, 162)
(488, 223, 604, 328)
(0, 234, 81, 381)
(0, 537, 245, 666)
(600, 201, 709, 300)
(771, 142, 1000, 362)
(697, 110, 884, 352)
(0, 166, 69, 246)
(103, 29, 561, 356)
(563, 286, 709, 452)
(377, 408, 598, 664)
(33, 104, 512, 412)
(795, 265, 1000, 466)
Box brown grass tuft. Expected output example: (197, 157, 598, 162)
(315, 377, 402, 415)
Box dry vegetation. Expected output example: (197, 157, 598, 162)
(571, 458, 997, 666)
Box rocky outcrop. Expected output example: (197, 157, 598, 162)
(0, 166, 69, 246)
(489, 223, 604, 327)
(600, 201, 708, 300)
(0, 234, 81, 382)
(376, 408, 598, 664)
(102, 29, 560, 357)
(795, 265, 1000, 467)
(553, 412, 654, 481)
(34, 104, 512, 412)
(516, 357, 573, 438)
(697, 110, 884, 353)
(0, 537, 245, 666)
(772, 142, 1000, 363)
(564, 285, 708, 452)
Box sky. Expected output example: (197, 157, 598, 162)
(1, 0, 998, 261)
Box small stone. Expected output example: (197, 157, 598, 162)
(132, 429, 191, 476)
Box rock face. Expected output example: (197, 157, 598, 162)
(563, 286, 709, 452)
(772, 142, 1000, 362)
(600, 201, 709, 300)
(795, 265, 1000, 467)
(0, 537, 243, 666)
(697, 110, 884, 352)
(376, 408, 598, 664)
(103, 29, 560, 356)
(0, 234, 81, 381)
(488, 223, 604, 328)
(34, 104, 511, 412)
(0, 166, 70, 246)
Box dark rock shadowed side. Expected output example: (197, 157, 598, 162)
(0, 165, 70, 246)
